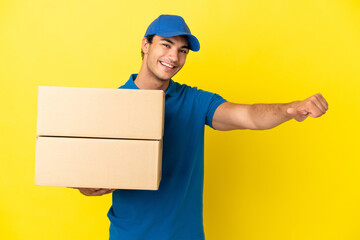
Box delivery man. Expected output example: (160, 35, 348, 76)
(76, 15, 328, 240)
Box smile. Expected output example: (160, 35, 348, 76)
(160, 61, 176, 69)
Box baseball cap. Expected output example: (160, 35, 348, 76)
(144, 15, 200, 52)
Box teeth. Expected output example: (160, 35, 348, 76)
(161, 61, 174, 68)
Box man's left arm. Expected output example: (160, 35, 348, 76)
(212, 93, 328, 131)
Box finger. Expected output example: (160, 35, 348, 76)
(316, 93, 329, 110)
(287, 107, 309, 116)
(311, 98, 326, 114)
(91, 189, 108, 196)
(305, 95, 326, 114)
(287, 107, 298, 116)
(81, 188, 101, 191)
(305, 101, 324, 118)
(287, 107, 309, 122)
(295, 108, 310, 121)
(78, 189, 91, 196)
(77, 188, 101, 196)
(92, 189, 114, 196)
(297, 108, 310, 115)
(313, 94, 327, 113)
(100, 189, 114, 194)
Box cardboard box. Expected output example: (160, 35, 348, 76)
(35, 86, 164, 190)
(37, 86, 164, 140)
(35, 137, 162, 190)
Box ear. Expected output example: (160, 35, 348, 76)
(142, 37, 150, 55)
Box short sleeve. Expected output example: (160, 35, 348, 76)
(205, 93, 227, 128)
(194, 88, 227, 129)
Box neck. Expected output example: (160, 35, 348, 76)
(134, 64, 170, 92)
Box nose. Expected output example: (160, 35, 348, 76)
(167, 48, 179, 63)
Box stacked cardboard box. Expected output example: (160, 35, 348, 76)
(35, 86, 164, 190)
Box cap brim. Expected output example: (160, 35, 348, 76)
(156, 31, 200, 52)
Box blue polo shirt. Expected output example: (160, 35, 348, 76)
(108, 74, 227, 240)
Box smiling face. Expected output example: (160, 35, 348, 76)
(141, 35, 190, 82)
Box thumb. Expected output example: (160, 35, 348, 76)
(287, 107, 309, 122)
(287, 107, 297, 116)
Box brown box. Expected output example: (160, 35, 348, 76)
(35, 86, 164, 190)
(35, 137, 162, 190)
(37, 86, 164, 140)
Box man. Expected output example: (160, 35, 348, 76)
(77, 15, 328, 239)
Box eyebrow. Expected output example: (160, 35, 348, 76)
(160, 38, 190, 49)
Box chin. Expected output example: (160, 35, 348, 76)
(156, 72, 176, 81)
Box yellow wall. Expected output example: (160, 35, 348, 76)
(1, 0, 359, 239)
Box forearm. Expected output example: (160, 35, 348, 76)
(212, 93, 327, 131)
(248, 101, 301, 130)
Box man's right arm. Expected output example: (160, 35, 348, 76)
(212, 93, 328, 130)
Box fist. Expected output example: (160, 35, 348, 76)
(287, 93, 328, 122)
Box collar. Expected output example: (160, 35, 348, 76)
(123, 74, 178, 97)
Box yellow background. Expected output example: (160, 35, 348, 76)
(1, 0, 359, 239)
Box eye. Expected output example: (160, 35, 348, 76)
(180, 49, 188, 54)
(162, 44, 170, 48)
